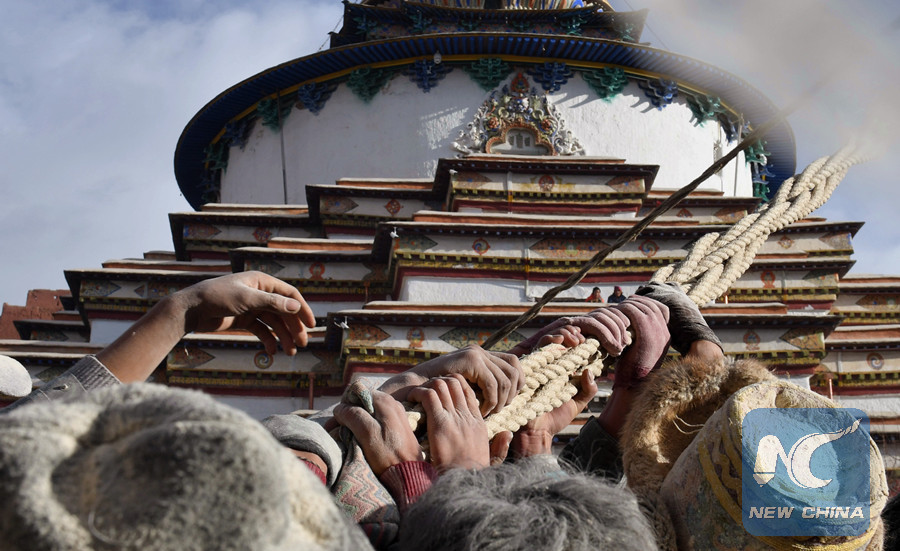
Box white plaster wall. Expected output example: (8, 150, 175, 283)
(221, 71, 754, 205)
(89, 319, 133, 345)
(402, 275, 646, 303)
(832, 393, 900, 419)
(401, 275, 527, 303)
(550, 79, 751, 195)
(221, 122, 287, 204)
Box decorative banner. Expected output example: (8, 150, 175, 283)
(780, 328, 825, 351)
(253, 227, 273, 242)
(348, 324, 390, 346)
(530, 238, 609, 259)
(472, 238, 491, 255)
(407, 327, 426, 348)
(743, 330, 761, 351)
(254, 351, 273, 370)
(169, 347, 215, 369)
(439, 327, 525, 352)
(867, 353, 884, 370)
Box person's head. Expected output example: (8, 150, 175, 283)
(613, 286, 623, 295)
(0, 383, 372, 551)
(591, 287, 601, 296)
(396, 458, 656, 551)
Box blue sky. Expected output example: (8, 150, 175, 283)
(1, 0, 898, 308)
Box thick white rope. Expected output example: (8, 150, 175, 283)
(652, 145, 866, 305)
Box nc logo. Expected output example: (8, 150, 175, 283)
(752, 418, 861, 489)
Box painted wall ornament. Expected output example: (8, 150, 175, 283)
(453, 72, 584, 157)
(868, 353, 885, 370)
(780, 328, 824, 351)
(244, 259, 285, 276)
(198, 170, 221, 204)
(743, 330, 761, 351)
(407, 327, 426, 349)
(527, 62, 573, 93)
(686, 94, 726, 125)
(252, 227, 273, 243)
(257, 94, 295, 130)
(637, 78, 678, 110)
(462, 58, 512, 92)
(581, 67, 628, 102)
(169, 347, 215, 370)
(296, 82, 337, 115)
(472, 238, 491, 255)
(347, 67, 394, 103)
(203, 141, 229, 172)
(384, 198, 403, 216)
(254, 351, 273, 370)
(222, 119, 252, 150)
(406, 60, 452, 93)
(638, 239, 659, 257)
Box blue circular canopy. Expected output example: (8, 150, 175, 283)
(174, 33, 795, 209)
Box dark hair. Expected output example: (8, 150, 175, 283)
(396, 458, 655, 551)
(592, 287, 601, 293)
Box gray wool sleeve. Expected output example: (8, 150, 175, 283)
(2, 355, 121, 414)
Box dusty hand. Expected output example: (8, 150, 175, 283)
(635, 282, 721, 355)
(333, 389, 422, 476)
(379, 344, 523, 416)
(174, 271, 315, 355)
(612, 295, 670, 388)
(407, 374, 490, 471)
(509, 370, 598, 458)
(511, 307, 632, 358)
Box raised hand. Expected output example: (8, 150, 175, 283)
(611, 295, 670, 389)
(176, 271, 316, 355)
(96, 271, 315, 384)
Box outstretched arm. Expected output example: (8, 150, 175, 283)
(97, 271, 315, 383)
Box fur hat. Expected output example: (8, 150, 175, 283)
(0, 383, 373, 551)
(0, 355, 32, 399)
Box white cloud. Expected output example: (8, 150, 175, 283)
(0, 0, 343, 306)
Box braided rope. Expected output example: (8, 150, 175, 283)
(651, 145, 866, 305)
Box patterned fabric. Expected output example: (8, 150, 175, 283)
(332, 427, 401, 550)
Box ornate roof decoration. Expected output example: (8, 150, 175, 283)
(177, 32, 796, 209)
(348, 66, 396, 102)
(527, 61, 573, 93)
(637, 78, 678, 110)
(334, 1, 641, 46)
(453, 72, 584, 157)
(405, 59, 453, 92)
(296, 82, 338, 115)
(581, 67, 628, 101)
(462, 57, 512, 91)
